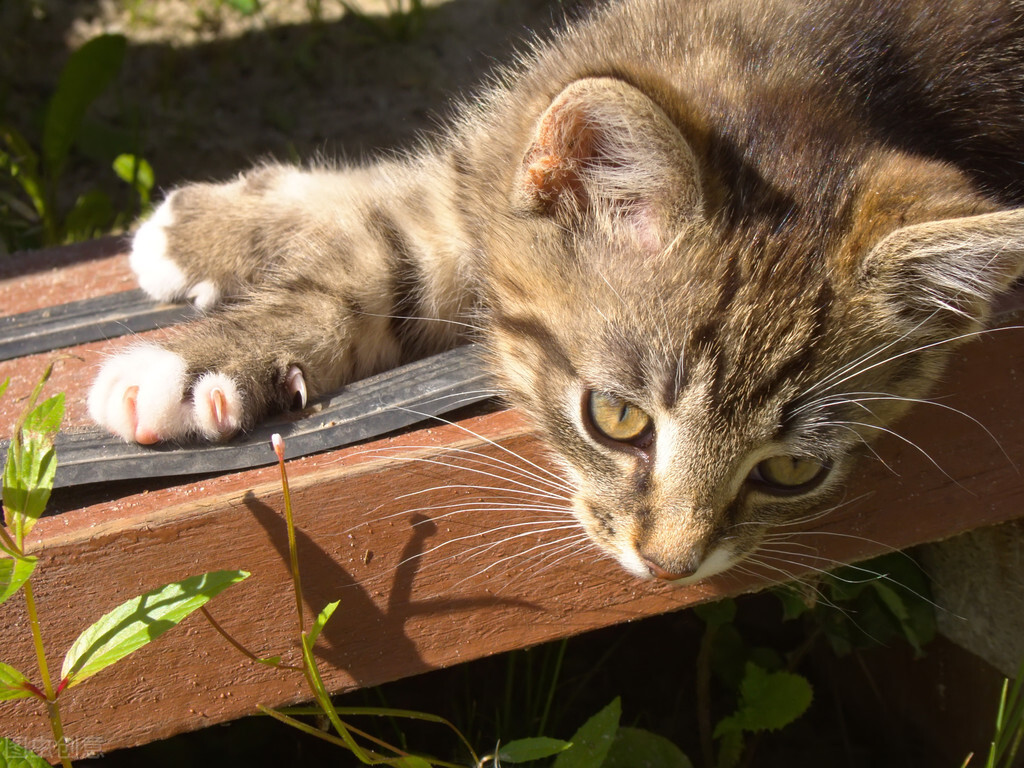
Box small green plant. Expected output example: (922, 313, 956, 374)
(799, 553, 937, 658)
(693, 599, 813, 768)
(551, 698, 692, 768)
(0, 367, 247, 766)
(690, 554, 937, 768)
(962, 660, 1024, 768)
(0, 33, 154, 252)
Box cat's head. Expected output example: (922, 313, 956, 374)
(483, 78, 1023, 582)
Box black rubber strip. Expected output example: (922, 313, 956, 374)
(0, 289, 198, 360)
(39, 344, 492, 488)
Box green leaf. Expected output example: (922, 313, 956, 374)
(0, 556, 37, 604)
(821, 554, 935, 656)
(0, 737, 51, 767)
(693, 598, 736, 628)
(772, 585, 811, 621)
(553, 697, 621, 768)
(309, 600, 339, 644)
(3, 432, 58, 538)
(0, 126, 45, 218)
(989, 659, 1024, 768)
(715, 729, 744, 768)
(112, 154, 154, 205)
(707, 622, 746, 690)
(603, 727, 693, 768)
(498, 737, 572, 763)
(3, 375, 62, 537)
(869, 579, 935, 656)
(22, 393, 64, 435)
(63, 189, 115, 242)
(714, 663, 813, 737)
(0, 662, 35, 701)
(225, 0, 259, 14)
(0, 378, 8, 400)
(42, 34, 127, 180)
(61, 570, 249, 688)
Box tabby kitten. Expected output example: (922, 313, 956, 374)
(89, 0, 1024, 583)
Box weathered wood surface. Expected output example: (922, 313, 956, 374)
(0, 242, 1022, 760)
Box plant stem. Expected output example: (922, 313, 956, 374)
(537, 640, 567, 737)
(0, 523, 20, 555)
(273, 435, 305, 636)
(23, 579, 54, 700)
(200, 606, 303, 671)
(45, 699, 73, 768)
(23, 578, 73, 768)
(696, 620, 717, 768)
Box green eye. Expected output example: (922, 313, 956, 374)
(751, 455, 828, 493)
(586, 391, 653, 444)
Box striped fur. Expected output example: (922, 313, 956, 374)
(91, 0, 1024, 581)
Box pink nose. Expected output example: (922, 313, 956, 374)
(640, 555, 699, 581)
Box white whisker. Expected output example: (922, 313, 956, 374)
(833, 419, 965, 488)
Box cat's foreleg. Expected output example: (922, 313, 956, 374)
(90, 260, 470, 443)
(91, 156, 480, 443)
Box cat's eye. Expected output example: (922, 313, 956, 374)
(749, 455, 829, 494)
(585, 391, 653, 445)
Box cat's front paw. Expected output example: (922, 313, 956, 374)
(88, 345, 243, 443)
(130, 193, 222, 310)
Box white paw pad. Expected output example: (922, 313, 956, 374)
(88, 346, 242, 443)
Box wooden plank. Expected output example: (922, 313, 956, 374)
(0, 243, 1022, 760)
(0, 237, 131, 314)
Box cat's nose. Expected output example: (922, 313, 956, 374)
(639, 553, 700, 581)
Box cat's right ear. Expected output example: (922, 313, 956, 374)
(513, 77, 704, 248)
(862, 207, 1024, 340)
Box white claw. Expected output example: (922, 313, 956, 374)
(192, 373, 243, 440)
(286, 365, 307, 410)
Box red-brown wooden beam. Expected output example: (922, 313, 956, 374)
(0, 244, 1021, 760)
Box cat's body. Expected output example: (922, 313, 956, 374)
(90, 0, 1024, 582)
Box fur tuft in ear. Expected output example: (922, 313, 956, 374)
(514, 77, 703, 246)
(863, 208, 1024, 339)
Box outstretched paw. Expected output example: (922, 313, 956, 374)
(88, 346, 243, 443)
(130, 193, 222, 310)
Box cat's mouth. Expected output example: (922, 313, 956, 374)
(624, 543, 739, 584)
(644, 545, 739, 584)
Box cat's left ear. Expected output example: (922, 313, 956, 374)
(863, 208, 1024, 338)
(514, 77, 703, 248)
